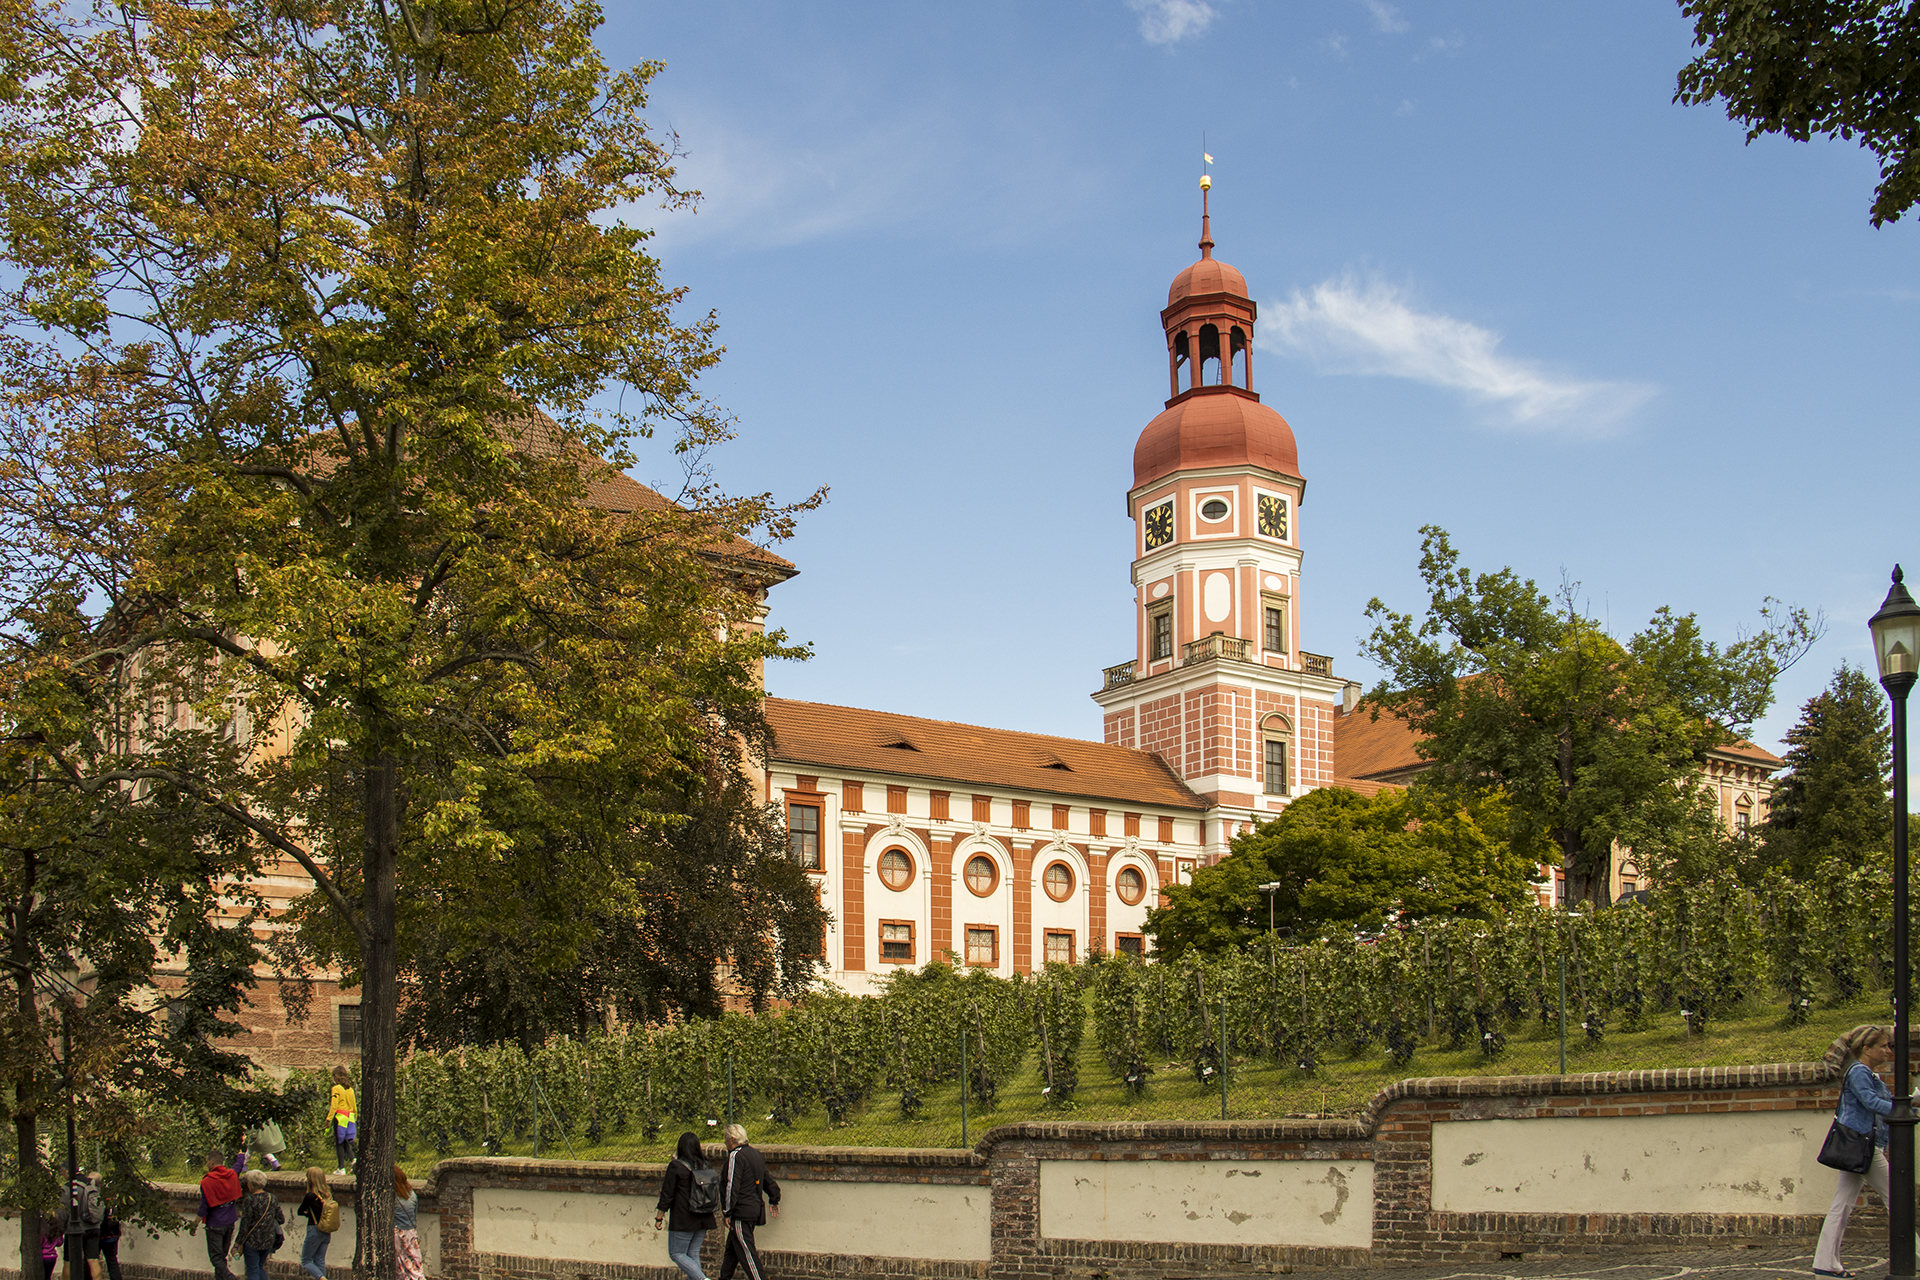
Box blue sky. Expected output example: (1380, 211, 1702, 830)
(600, 0, 1920, 769)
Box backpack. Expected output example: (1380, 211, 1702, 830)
(69, 1182, 103, 1231)
(316, 1197, 340, 1235)
(682, 1163, 720, 1216)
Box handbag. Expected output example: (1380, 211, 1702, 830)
(1818, 1118, 1874, 1174)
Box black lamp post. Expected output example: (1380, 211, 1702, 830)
(1871, 564, 1920, 1280)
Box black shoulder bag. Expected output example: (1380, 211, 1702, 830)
(1818, 1073, 1875, 1174)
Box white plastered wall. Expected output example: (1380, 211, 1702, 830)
(1039, 1158, 1371, 1249)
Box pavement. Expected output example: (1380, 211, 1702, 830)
(1308, 1246, 1881, 1280)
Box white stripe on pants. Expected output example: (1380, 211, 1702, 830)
(1816, 1148, 1915, 1272)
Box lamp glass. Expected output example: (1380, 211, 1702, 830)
(1872, 593, 1920, 681)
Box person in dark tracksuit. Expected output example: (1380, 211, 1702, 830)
(717, 1124, 780, 1280)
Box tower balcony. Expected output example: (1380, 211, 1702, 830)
(1098, 644, 1335, 693)
(1183, 632, 1251, 664)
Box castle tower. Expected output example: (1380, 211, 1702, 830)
(1092, 187, 1347, 860)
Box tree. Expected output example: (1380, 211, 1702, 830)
(0, 602, 290, 1278)
(1144, 785, 1537, 959)
(1760, 663, 1892, 876)
(394, 726, 829, 1049)
(0, 3, 819, 1276)
(1676, 0, 1920, 225)
(1361, 526, 1818, 907)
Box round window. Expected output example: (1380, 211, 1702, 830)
(1115, 865, 1146, 906)
(1043, 861, 1074, 902)
(964, 854, 998, 897)
(878, 848, 914, 890)
(1200, 498, 1229, 521)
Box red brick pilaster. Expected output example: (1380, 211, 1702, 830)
(1003, 835, 1032, 974)
(841, 828, 866, 971)
(1086, 844, 1107, 954)
(929, 831, 954, 960)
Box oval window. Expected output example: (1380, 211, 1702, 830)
(1200, 498, 1229, 521)
(965, 854, 998, 896)
(878, 848, 914, 890)
(1043, 861, 1074, 902)
(1115, 865, 1146, 906)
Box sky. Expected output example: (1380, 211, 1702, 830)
(597, 0, 1920, 772)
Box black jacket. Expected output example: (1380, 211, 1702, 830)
(655, 1159, 718, 1233)
(720, 1144, 779, 1224)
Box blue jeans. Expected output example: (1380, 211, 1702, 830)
(667, 1229, 707, 1280)
(241, 1244, 270, 1280)
(300, 1223, 329, 1279)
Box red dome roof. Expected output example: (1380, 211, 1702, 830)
(1167, 255, 1248, 308)
(1134, 391, 1301, 490)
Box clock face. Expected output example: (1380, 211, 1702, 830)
(1143, 501, 1174, 550)
(1258, 494, 1288, 540)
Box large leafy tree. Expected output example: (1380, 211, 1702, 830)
(1676, 0, 1920, 225)
(0, 2, 817, 1276)
(1145, 785, 1537, 959)
(1759, 663, 1892, 877)
(1361, 527, 1818, 907)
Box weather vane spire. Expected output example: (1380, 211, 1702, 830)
(1199, 143, 1214, 259)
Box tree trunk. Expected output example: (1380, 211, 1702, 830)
(355, 754, 399, 1280)
(14, 861, 41, 1280)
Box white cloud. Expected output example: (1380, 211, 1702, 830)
(1261, 277, 1656, 430)
(1357, 0, 1408, 34)
(1127, 0, 1216, 45)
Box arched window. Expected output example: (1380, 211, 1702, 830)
(964, 854, 999, 896)
(1198, 324, 1222, 386)
(878, 848, 914, 890)
(1043, 861, 1075, 902)
(1115, 865, 1146, 906)
(1231, 325, 1249, 387)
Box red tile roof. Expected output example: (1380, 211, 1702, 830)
(1332, 701, 1429, 781)
(764, 698, 1207, 811)
(1709, 738, 1785, 769)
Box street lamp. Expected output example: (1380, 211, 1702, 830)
(1256, 882, 1281, 937)
(1871, 564, 1920, 1280)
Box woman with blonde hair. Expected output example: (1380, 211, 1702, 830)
(392, 1165, 423, 1280)
(1815, 1025, 1910, 1277)
(295, 1168, 336, 1280)
(326, 1066, 357, 1174)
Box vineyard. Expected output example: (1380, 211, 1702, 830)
(128, 864, 1899, 1175)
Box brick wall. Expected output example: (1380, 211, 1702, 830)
(45, 1062, 1882, 1280)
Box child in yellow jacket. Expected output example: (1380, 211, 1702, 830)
(327, 1065, 357, 1174)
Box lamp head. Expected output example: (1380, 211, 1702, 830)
(1870, 565, 1920, 695)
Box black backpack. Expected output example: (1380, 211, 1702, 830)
(682, 1162, 720, 1215)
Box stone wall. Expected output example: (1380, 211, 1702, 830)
(35, 1061, 1888, 1280)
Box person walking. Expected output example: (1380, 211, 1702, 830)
(393, 1166, 424, 1280)
(67, 1167, 104, 1280)
(716, 1124, 779, 1280)
(654, 1132, 719, 1280)
(197, 1148, 249, 1280)
(246, 1120, 286, 1172)
(1815, 1024, 1917, 1277)
(40, 1210, 63, 1280)
(95, 1176, 122, 1280)
(295, 1168, 336, 1280)
(327, 1067, 358, 1174)
(233, 1169, 284, 1280)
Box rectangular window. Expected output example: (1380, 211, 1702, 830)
(1052, 804, 1070, 831)
(973, 794, 993, 823)
(1044, 931, 1075, 966)
(887, 785, 908, 815)
(1089, 809, 1107, 838)
(1157, 816, 1174, 844)
(965, 925, 998, 966)
(879, 920, 915, 964)
(1620, 879, 1638, 896)
(1115, 933, 1145, 958)
(1124, 812, 1141, 837)
(931, 791, 950, 822)
(337, 1003, 362, 1052)
(788, 803, 821, 869)
(1263, 739, 1289, 796)
(1149, 606, 1173, 660)
(1735, 811, 1750, 834)
(1263, 597, 1288, 653)
(1013, 800, 1031, 829)
(844, 781, 864, 813)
